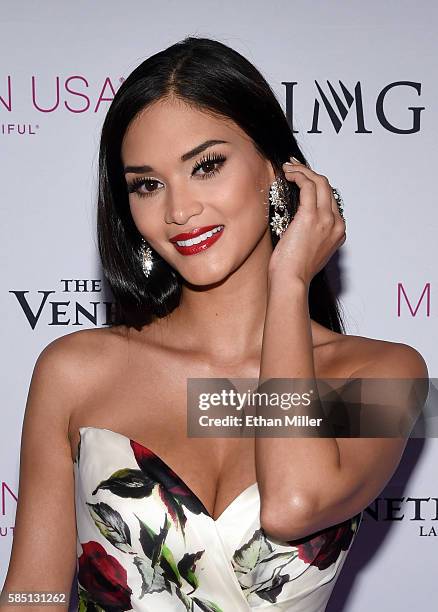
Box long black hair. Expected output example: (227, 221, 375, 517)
(97, 36, 346, 333)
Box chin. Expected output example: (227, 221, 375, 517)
(178, 261, 233, 288)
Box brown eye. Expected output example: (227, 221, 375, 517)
(140, 179, 160, 193)
(198, 161, 216, 174)
(127, 178, 162, 198)
(192, 152, 226, 179)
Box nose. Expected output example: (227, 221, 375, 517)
(164, 183, 204, 226)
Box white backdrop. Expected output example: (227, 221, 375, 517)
(1, 1, 437, 609)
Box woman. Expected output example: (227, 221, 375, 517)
(1, 37, 428, 611)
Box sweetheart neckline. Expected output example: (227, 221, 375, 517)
(75, 425, 258, 524)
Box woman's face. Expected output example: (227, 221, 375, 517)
(121, 97, 275, 286)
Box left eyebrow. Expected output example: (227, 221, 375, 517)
(123, 139, 229, 174)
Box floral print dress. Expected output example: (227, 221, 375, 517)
(73, 426, 362, 611)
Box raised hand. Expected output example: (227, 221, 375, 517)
(268, 157, 346, 286)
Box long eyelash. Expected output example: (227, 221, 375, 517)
(127, 151, 226, 198)
(126, 176, 157, 197)
(192, 152, 226, 177)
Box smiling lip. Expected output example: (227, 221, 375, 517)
(169, 224, 223, 242)
(170, 224, 225, 256)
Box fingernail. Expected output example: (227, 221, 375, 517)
(290, 156, 300, 164)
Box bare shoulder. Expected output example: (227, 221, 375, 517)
(38, 325, 127, 366)
(347, 336, 428, 379)
(319, 330, 428, 380)
(32, 326, 129, 419)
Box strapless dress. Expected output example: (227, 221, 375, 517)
(73, 426, 362, 611)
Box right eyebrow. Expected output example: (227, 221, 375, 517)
(123, 139, 229, 174)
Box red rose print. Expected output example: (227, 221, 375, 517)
(78, 540, 132, 610)
(287, 519, 356, 571)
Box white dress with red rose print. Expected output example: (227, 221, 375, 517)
(73, 426, 362, 611)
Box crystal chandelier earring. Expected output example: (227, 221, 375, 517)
(269, 175, 291, 238)
(141, 237, 153, 278)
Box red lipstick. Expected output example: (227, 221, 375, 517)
(169, 224, 224, 256)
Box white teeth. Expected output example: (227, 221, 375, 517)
(176, 225, 223, 247)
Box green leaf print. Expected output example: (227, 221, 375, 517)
(232, 528, 298, 605)
(132, 513, 223, 611)
(177, 550, 205, 593)
(255, 572, 291, 604)
(86, 501, 132, 553)
(91, 468, 155, 498)
(176, 589, 225, 612)
(133, 554, 170, 597)
(192, 597, 224, 611)
(232, 527, 274, 573)
(175, 588, 193, 610)
(135, 513, 183, 588)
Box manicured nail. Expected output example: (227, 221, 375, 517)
(290, 156, 300, 164)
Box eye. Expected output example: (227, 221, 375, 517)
(192, 152, 226, 179)
(127, 177, 163, 199)
(126, 152, 227, 199)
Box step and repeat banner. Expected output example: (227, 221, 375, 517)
(1, 2, 436, 610)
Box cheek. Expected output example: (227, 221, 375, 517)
(219, 172, 268, 225)
(128, 197, 142, 222)
(128, 198, 158, 234)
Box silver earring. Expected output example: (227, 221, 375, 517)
(269, 175, 291, 238)
(141, 237, 153, 277)
(331, 187, 345, 222)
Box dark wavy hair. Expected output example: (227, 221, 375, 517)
(97, 36, 346, 333)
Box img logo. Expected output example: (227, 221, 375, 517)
(282, 79, 424, 134)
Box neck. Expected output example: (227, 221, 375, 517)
(150, 231, 331, 363)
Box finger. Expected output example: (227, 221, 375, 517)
(281, 170, 318, 212)
(286, 162, 345, 231)
(286, 160, 346, 239)
(283, 161, 333, 212)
